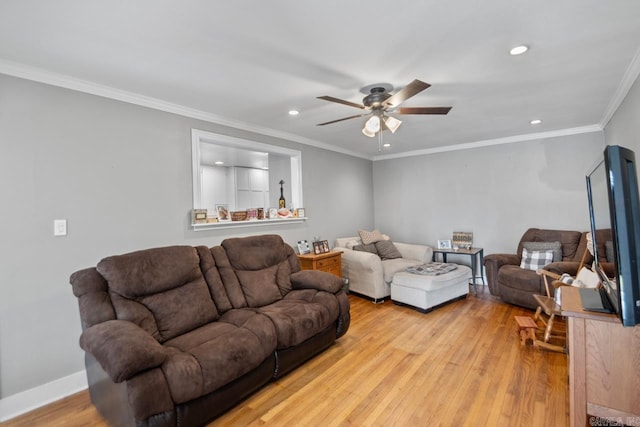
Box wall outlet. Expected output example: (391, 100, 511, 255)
(54, 219, 67, 236)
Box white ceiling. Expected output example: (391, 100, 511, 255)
(1, 1, 640, 159)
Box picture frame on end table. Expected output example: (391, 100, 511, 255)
(297, 240, 311, 255)
(437, 239, 452, 250)
(313, 240, 330, 255)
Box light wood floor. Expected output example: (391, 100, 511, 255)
(3, 289, 569, 426)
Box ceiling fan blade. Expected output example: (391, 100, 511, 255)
(317, 96, 366, 110)
(383, 79, 431, 108)
(396, 106, 452, 115)
(316, 113, 366, 126)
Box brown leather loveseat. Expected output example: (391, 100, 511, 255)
(484, 228, 599, 309)
(70, 234, 350, 427)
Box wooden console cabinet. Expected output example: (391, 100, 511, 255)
(297, 250, 342, 277)
(561, 286, 640, 427)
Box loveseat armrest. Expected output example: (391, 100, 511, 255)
(290, 270, 344, 293)
(544, 261, 581, 277)
(334, 247, 386, 299)
(483, 253, 520, 295)
(394, 242, 433, 264)
(80, 320, 168, 383)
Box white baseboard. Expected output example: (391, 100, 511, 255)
(0, 370, 88, 422)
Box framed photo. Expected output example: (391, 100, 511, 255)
(216, 204, 230, 221)
(312, 240, 330, 254)
(297, 240, 311, 254)
(296, 208, 306, 218)
(437, 239, 452, 250)
(268, 207, 278, 219)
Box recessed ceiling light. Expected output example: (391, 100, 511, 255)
(214, 161, 224, 165)
(288, 110, 299, 116)
(383, 143, 391, 148)
(530, 119, 542, 125)
(510, 45, 529, 56)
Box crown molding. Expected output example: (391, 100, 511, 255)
(600, 46, 640, 128)
(0, 59, 370, 160)
(372, 125, 603, 161)
(0, 59, 619, 163)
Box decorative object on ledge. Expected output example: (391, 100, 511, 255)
(192, 209, 207, 224)
(231, 211, 248, 221)
(191, 216, 307, 230)
(279, 179, 286, 208)
(277, 208, 293, 218)
(296, 208, 306, 218)
(452, 231, 473, 250)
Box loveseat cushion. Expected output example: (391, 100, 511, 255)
(216, 235, 299, 308)
(161, 310, 276, 404)
(97, 246, 218, 342)
(257, 290, 339, 349)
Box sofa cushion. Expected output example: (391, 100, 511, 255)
(358, 229, 386, 245)
(221, 234, 295, 271)
(97, 246, 218, 342)
(161, 310, 276, 404)
(257, 290, 339, 349)
(353, 243, 378, 254)
(520, 248, 554, 270)
(498, 265, 544, 294)
(375, 240, 402, 260)
(522, 241, 562, 262)
(235, 265, 284, 307)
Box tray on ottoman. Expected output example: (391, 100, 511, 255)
(391, 264, 472, 313)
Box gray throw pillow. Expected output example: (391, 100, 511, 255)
(353, 243, 378, 254)
(522, 241, 562, 262)
(375, 240, 402, 260)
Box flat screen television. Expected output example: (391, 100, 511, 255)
(586, 145, 640, 326)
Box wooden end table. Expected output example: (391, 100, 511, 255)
(297, 250, 343, 278)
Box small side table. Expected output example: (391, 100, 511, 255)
(297, 250, 343, 278)
(432, 247, 485, 294)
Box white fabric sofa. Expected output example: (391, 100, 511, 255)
(335, 236, 433, 302)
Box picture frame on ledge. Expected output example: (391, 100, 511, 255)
(216, 204, 230, 221)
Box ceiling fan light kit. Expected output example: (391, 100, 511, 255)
(317, 79, 451, 149)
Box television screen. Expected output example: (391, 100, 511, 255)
(586, 145, 640, 326)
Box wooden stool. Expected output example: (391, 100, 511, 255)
(515, 316, 537, 346)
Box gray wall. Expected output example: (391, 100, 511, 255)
(605, 75, 640, 156)
(373, 133, 605, 256)
(0, 73, 374, 398)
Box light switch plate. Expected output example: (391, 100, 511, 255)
(54, 219, 67, 236)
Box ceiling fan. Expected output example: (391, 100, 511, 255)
(316, 79, 452, 141)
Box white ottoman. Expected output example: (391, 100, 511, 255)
(390, 265, 472, 312)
